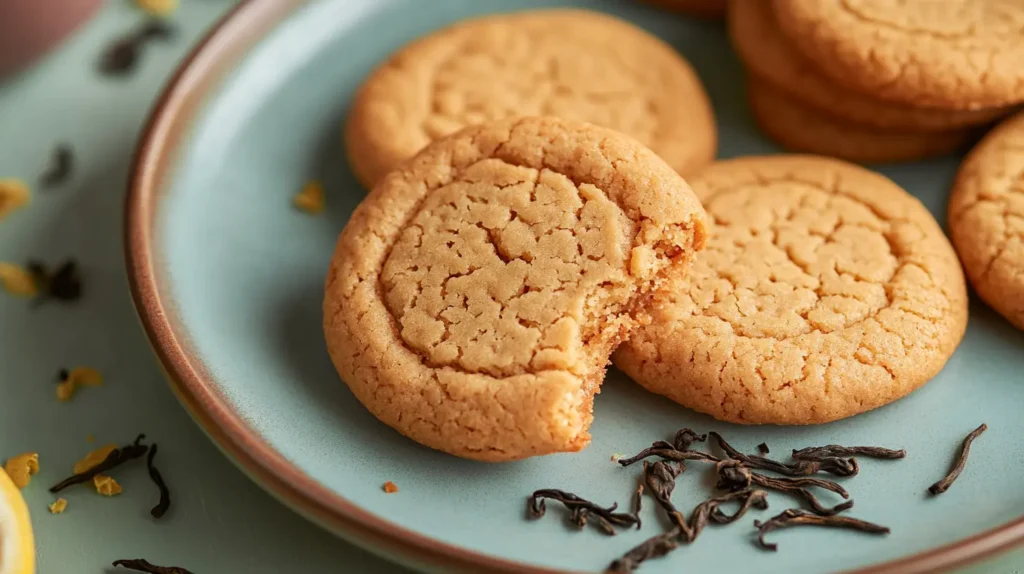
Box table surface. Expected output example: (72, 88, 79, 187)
(0, 2, 1019, 573)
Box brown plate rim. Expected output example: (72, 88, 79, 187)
(124, 0, 1024, 572)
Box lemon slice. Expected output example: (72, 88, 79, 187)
(0, 468, 34, 574)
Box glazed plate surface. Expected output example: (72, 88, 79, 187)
(132, 0, 1024, 572)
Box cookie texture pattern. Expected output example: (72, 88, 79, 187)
(748, 78, 973, 164)
(325, 117, 706, 460)
(615, 155, 968, 425)
(772, 0, 1024, 110)
(345, 9, 715, 188)
(949, 111, 1024, 331)
(729, 0, 1009, 132)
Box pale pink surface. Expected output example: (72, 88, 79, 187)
(0, 0, 102, 77)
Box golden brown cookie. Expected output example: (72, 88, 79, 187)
(772, 0, 1024, 110)
(345, 9, 716, 189)
(748, 78, 974, 164)
(614, 155, 968, 425)
(729, 0, 1010, 132)
(325, 117, 707, 461)
(949, 111, 1024, 331)
(641, 0, 727, 19)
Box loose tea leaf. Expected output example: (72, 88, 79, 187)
(528, 489, 640, 535)
(709, 432, 857, 477)
(40, 144, 74, 188)
(27, 259, 82, 303)
(757, 442, 770, 455)
(672, 428, 707, 451)
(642, 461, 686, 529)
(146, 444, 171, 519)
(607, 527, 682, 573)
(112, 558, 194, 574)
(792, 445, 906, 460)
(99, 20, 176, 76)
(754, 508, 890, 551)
(50, 435, 148, 492)
(928, 423, 987, 495)
(716, 461, 851, 516)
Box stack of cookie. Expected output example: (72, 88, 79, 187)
(729, 0, 1019, 164)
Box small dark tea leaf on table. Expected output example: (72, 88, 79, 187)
(757, 442, 770, 455)
(527, 489, 639, 535)
(709, 432, 857, 477)
(50, 434, 149, 492)
(40, 144, 74, 188)
(792, 444, 906, 460)
(928, 423, 987, 495)
(754, 508, 890, 551)
(146, 443, 171, 519)
(113, 558, 194, 574)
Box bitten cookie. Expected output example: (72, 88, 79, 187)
(747, 78, 973, 164)
(729, 0, 1009, 132)
(949, 111, 1024, 331)
(772, 0, 1024, 110)
(345, 9, 716, 188)
(325, 117, 707, 461)
(614, 155, 968, 425)
(641, 0, 727, 19)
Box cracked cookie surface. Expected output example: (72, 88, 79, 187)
(614, 155, 968, 425)
(325, 116, 706, 461)
(730, 0, 1010, 132)
(772, 0, 1024, 110)
(949, 111, 1024, 330)
(345, 9, 715, 189)
(747, 77, 973, 164)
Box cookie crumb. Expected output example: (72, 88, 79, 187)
(48, 498, 68, 514)
(57, 367, 103, 402)
(382, 481, 399, 494)
(0, 263, 39, 297)
(4, 453, 39, 489)
(135, 0, 177, 17)
(292, 180, 325, 214)
(93, 474, 122, 496)
(0, 179, 30, 221)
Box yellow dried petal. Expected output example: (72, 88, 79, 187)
(293, 181, 325, 214)
(56, 381, 75, 402)
(0, 263, 38, 297)
(48, 498, 68, 514)
(73, 444, 117, 475)
(69, 367, 103, 387)
(135, 0, 177, 17)
(4, 453, 39, 489)
(0, 178, 30, 221)
(93, 474, 122, 496)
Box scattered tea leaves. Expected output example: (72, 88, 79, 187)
(51, 435, 148, 493)
(113, 559, 194, 574)
(74, 443, 118, 474)
(716, 461, 852, 516)
(40, 144, 74, 188)
(99, 21, 176, 76)
(757, 442, 770, 455)
(754, 508, 890, 551)
(528, 489, 640, 535)
(27, 259, 83, 303)
(792, 445, 906, 461)
(928, 424, 987, 495)
(147, 444, 171, 518)
(709, 432, 857, 477)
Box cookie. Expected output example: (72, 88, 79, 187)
(345, 9, 716, 188)
(729, 0, 1009, 132)
(772, 0, 1024, 110)
(614, 155, 969, 425)
(748, 78, 974, 164)
(949, 111, 1024, 330)
(641, 0, 727, 19)
(325, 117, 707, 461)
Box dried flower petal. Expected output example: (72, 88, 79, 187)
(293, 181, 325, 214)
(74, 444, 118, 474)
(136, 0, 178, 17)
(4, 453, 40, 489)
(48, 498, 68, 514)
(94, 474, 123, 496)
(0, 263, 38, 297)
(383, 481, 399, 493)
(0, 179, 30, 220)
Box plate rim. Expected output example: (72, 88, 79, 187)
(123, 0, 1024, 572)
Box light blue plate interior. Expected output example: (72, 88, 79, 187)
(157, 1, 1024, 572)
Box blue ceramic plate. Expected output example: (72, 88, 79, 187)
(126, 1, 1024, 572)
